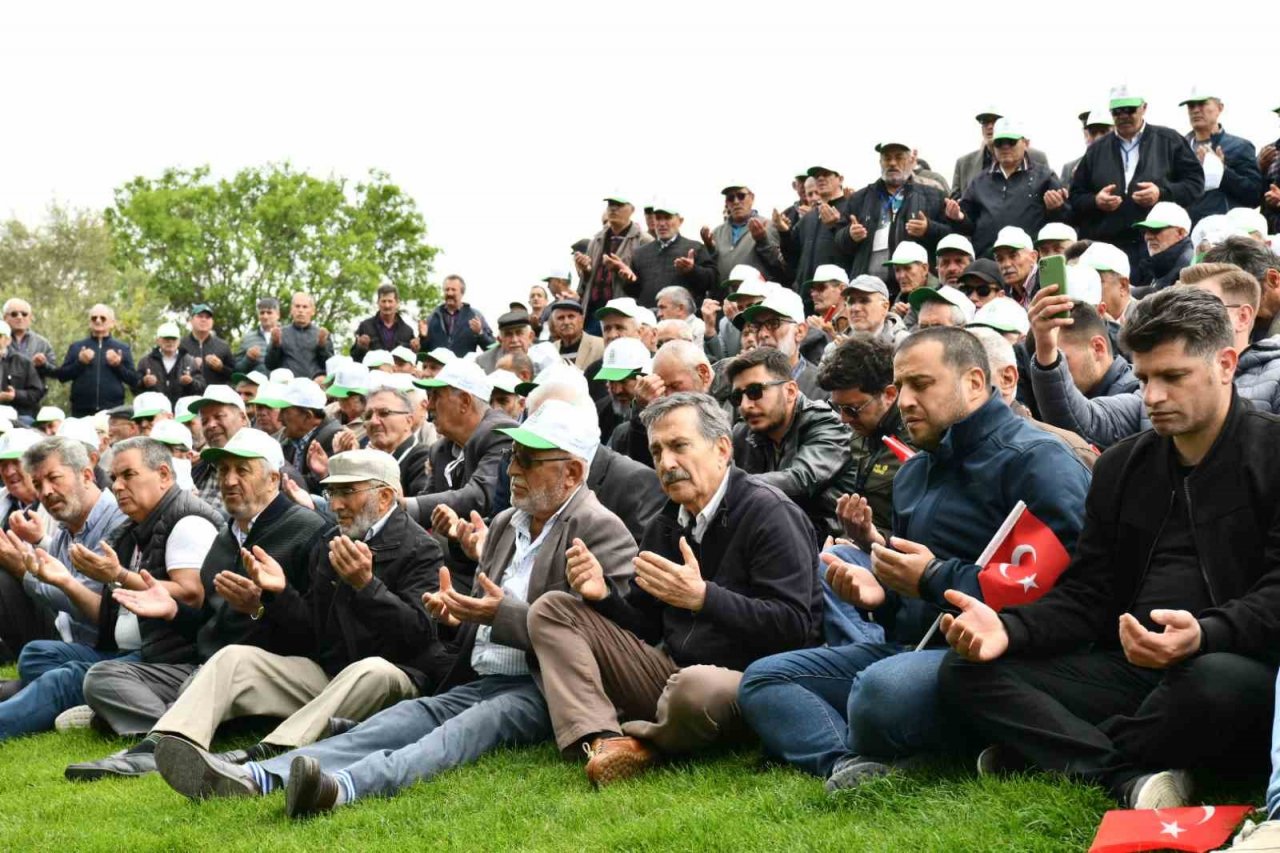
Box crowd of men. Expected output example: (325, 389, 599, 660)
(2, 86, 1280, 847)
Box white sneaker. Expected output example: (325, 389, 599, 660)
(1129, 769, 1193, 810)
(1226, 819, 1280, 851)
(54, 704, 96, 732)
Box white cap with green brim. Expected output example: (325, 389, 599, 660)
(328, 363, 371, 399)
(199, 427, 284, 472)
(1134, 202, 1191, 233)
(362, 350, 394, 369)
(1178, 86, 1218, 106)
(635, 307, 658, 328)
(56, 417, 101, 451)
(150, 419, 194, 451)
(488, 369, 522, 396)
(320, 448, 400, 490)
(993, 226, 1035, 252)
(1036, 223, 1078, 244)
(325, 355, 353, 379)
(0, 428, 44, 460)
(391, 346, 417, 363)
(1065, 264, 1103, 305)
(131, 392, 172, 420)
(268, 368, 295, 383)
(908, 286, 977, 322)
(722, 263, 766, 290)
(740, 289, 806, 325)
(1084, 109, 1114, 128)
(1081, 242, 1131, 279)
(231, 370, 269, 386)
(498, 399, 600, 465)
(156, 322, 181, 339)
(418, 347, 457, 365)
(991, 118, 1025, 141)
(884, 241, 929, 266)
(174, 396, 201, 424)
(805, 264, 850, 287)
(968, 297, 1030, 336)
(414, 359, 494, 403)
(1226, 207, 1268, 238)
(937, 234, 976, 257)
(650, 200, 680, 216)
(726, 279, 776, 300)
(35, 406, 66, 424)
(595, 297, 644, 321)
(603, 192, 633, 206)
(279, 378, 327, 410)
(188, 384, 247, 414)
(250, 381, 291, 409)
(516, 361, 587, 398)
(595, 337, 651, 381)
(1108, 84, 1144, 109)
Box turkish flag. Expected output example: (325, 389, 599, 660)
(1088, 805, 1255, 852)
(881, 435, 916, 463)
(976, 501, 1070, 611)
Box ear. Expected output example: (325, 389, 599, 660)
(1000, 364, 1020, 394)
(713, 433, 733, 464)
(1265, 269, 1280, 293)
(882, 384, 899, 406)
(696, 363, 714, 387)
(1219, 346, 1240, 379)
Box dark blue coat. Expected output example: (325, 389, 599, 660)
(420, 303, 494, 358)
(1184, 128, 1265, 224)
(53, 335, 138, 416)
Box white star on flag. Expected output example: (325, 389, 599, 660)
(1160, 820, 1185, 839)
(1017, 573, 1038, 593)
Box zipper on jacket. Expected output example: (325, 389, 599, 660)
(1126, 490, 1177, 615)
(1181, 479, 1217, 606)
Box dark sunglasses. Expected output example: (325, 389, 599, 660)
(832, 398, 875, 419)
(729, 379, 788, 407)
(6, 310, 28, 317)
(90, 315, 109, 321)
(724, 192, 749, 202)
(959, 283, 998, 298)
(1110, 106, 1138, 116)
(511, 444, 573, 470)
(745, 317, 788, 333)
(992, 138, 1020, 149)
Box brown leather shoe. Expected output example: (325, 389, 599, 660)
(284, 755, 340, 818)
(583, 736, 657, 787)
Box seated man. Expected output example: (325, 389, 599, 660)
(1131, 202, 1195, 294)
(0, 437, 127, 737)
(528, 392, 822, 786)
(314, 388, 431, 496)
(610, 340, 714, 468)
(737, 327, 1089, 793)
(938, 288, 1280, 811)
(728, 347, 857, 539)
(152, 401, 635, 815)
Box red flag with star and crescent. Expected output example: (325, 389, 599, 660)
(1088, 805, 1255, 852)
(976, 501, 1070, 611)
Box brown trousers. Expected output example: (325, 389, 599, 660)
(528, 591, 747, 754)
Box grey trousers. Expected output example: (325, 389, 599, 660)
(82, 660, 198, 736)
(258, 675, 550, 801)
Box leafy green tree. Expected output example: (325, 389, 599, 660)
(0, 205, 166, 408)
(105, 164, 440, 343)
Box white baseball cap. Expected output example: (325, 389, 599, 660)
(362, 350, 394, 369)
(35, 406, 66, 424)
(391, 346, 417, 364)
(884, 241, 929, 267)
(741, 289, 806, 325)
(1080, 242, 1131, 280)
(131, 392, 172, 419)
(325, 355, 353, 378)
(328, 363, 372, 399)
(1066, 264, 1103, 306)
(1226, 207, 1268, 238)
(726, 278, 776, 300)
(268, 368, 295, 383)
(526, 341, 562, 376)
(595, 337, 651, 381)
(805, 264, 850, 287)
(156, 321, 182, 339)
(594, 296, 644, 321)
(516, 361, 587, 397)
(174, 396, 201, 424)
(366, 371, 415, 392)
(991, 118, 1026, 141)
(1134, 202, 1192, 233)
(420, 347, 457, 366)
(233, 370, 269, 386)
(414, 358, 494, 402)
(1084, 108, 1114, 128)
(721, 264, 765, 289)
(488, 369, 522, 395)
(992, 226, 1035, 252)
(635, 306, 658, 328)
(0, 418, 11, 435)
(908, 285, 977, 322)
(936, 234, 976, 257)
(150, 419, 194, 451)
(0, 428, 46, 459)
(968, 297, 1030, 336)
(250, 381, 290, 409)
(0, 321, 9, 338)
(1036, 223, 1078, 244)
(498, 399, 600, 465)
(200, 426, 285, 472)
(0, 406, 17, 422)
(1192, 214, 1248, 251)
(1177, 85, 1219, 106)
(188, 384, 247, 414)
(280, 377, 328, 410)
(56, 417, 101, 451)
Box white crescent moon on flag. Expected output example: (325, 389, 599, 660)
(1195, 806, 1216, 825)
(997, 546, 1038, 579)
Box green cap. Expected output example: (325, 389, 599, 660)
(594, 366, 640, 382)
(603, 193, 632, 206)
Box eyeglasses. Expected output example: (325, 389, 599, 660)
(992, 139, 1020, 149)
(959, 283, 998, 298)
(832, 397, 876, 419)
(6, 311, 28, 317)
(1110, 106, 1138, 116)
(729, 379, 789, 407)
(724, 192, 749, 202)
(511, 445, 574, 470)
(322, 485, 382, 502)
(365, 408, 411, 420)
(745, 317, 788, 333)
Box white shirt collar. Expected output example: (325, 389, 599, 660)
(677, 467, 731, 543)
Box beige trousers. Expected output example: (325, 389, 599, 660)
(153, 645, 416, 749)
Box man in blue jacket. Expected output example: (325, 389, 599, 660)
(419, 275, 495, 358)
(53, 304, 138, 417)
(738, 326, 1089, 792)
(1179, 89, 1264, 225)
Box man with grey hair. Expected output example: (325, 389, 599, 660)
(654, 319, 695, 347)
(234, 297, 282, 375)
(528, 390, 822, 786)
(267, 293, 334, 381)
(52, 304, 138, 417)
(313, 388, 431, 495)
(2, 297, 56, 378)
(656, 285, 703, 342)
(0, 436, 128, 735)
(610, 340, 715, 468)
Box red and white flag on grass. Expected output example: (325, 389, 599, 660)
(1088, 805, 1255, 852)
(976, 500, 1071, 611)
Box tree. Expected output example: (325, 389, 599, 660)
(0, 205, 167, 408)
(105, 164, 440, 342)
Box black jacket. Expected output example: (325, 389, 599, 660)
(1068, 123, 1204, 248)
(180, 333, 235, 386)
(1001, 393, 1280, 664)
(1132, 237, 1195, 294)
(591, 466, 822, 671)
(955, 161, 1068, 257)
(391, 434, 432, 496)
(53, 335, 138, 417)
(833, 179, 953, 281)
(623, 234, 718, 307)
(350, 314, 417, 362)
(135, 348, 205, 405)
(282, 417, 344, 495)
(783, 198, 852, 290)
(0, 350, 45, 419)
(1184, 127, 1265, 224)
(262, 505, 450, 693)
(408, 408, 517, 526)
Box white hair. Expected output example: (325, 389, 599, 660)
(966, 325, 1017, 373)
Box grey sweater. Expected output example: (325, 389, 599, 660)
(266, 323, 334, 379)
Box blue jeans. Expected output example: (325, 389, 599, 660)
(258, 675, 550, 801)
(0, 641, 137, 741)
(739, 643, 950, 778)
(822, 544, 886, 647)
(1266, 669, 1280, 819)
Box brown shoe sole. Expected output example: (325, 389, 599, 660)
(587, 748, 656, 787)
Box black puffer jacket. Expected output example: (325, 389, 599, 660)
(833, 179, 953, 280)
(135, 347, 205, 405)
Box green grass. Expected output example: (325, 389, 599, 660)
(0, 665, 1265, 852)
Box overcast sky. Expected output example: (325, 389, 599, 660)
(4, 1, 1277, 329)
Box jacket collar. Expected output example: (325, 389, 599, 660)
(931, 392, 1011, 461)
(1145, 237, 1193, 276)
(1157, 390, 1245, 482)
(365, 504, 408, 552)
(134, 484, 186, 542)
(872, 403, 905, 442)
(1091, 356, 1130, 397)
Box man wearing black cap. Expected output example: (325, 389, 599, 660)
(350, 284, 419, 362)
(953, 107, 1051, 197)
(549, 300, 603, 370)
(574, 196, 653, 327)
(181, 304, 235, 387)
(1061, 109, 1114, 186)
(476, 310, 536, 373)
(957, 259, 1006, 311)
(701, 184, 788, 284)
(779, 165, 850, 295)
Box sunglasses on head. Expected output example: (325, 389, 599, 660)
(959, 283, 997, 298)
(724, 192, 749, 202)
(729, 379, 788, 407)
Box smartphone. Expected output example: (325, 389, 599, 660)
(1038, 255, 1069, 319)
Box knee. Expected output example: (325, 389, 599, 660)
(848, 663, 923, 735)
(343, 657, 404, 691)
(739, 652, 797, 701)
(527, 591, 581, 638)
(1168, 654, 1270, 717)
(16, 640, 63, 682)
(666, 666, 741, 720)
(203, 644, 260, 672)
(81, 660, 129, 707)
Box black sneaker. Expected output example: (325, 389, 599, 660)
(155, 736, 261, 801)
(64, 749, 157, 782)
(824, 755, 893, 793)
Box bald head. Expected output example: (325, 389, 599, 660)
(651, 339, 713, 394)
